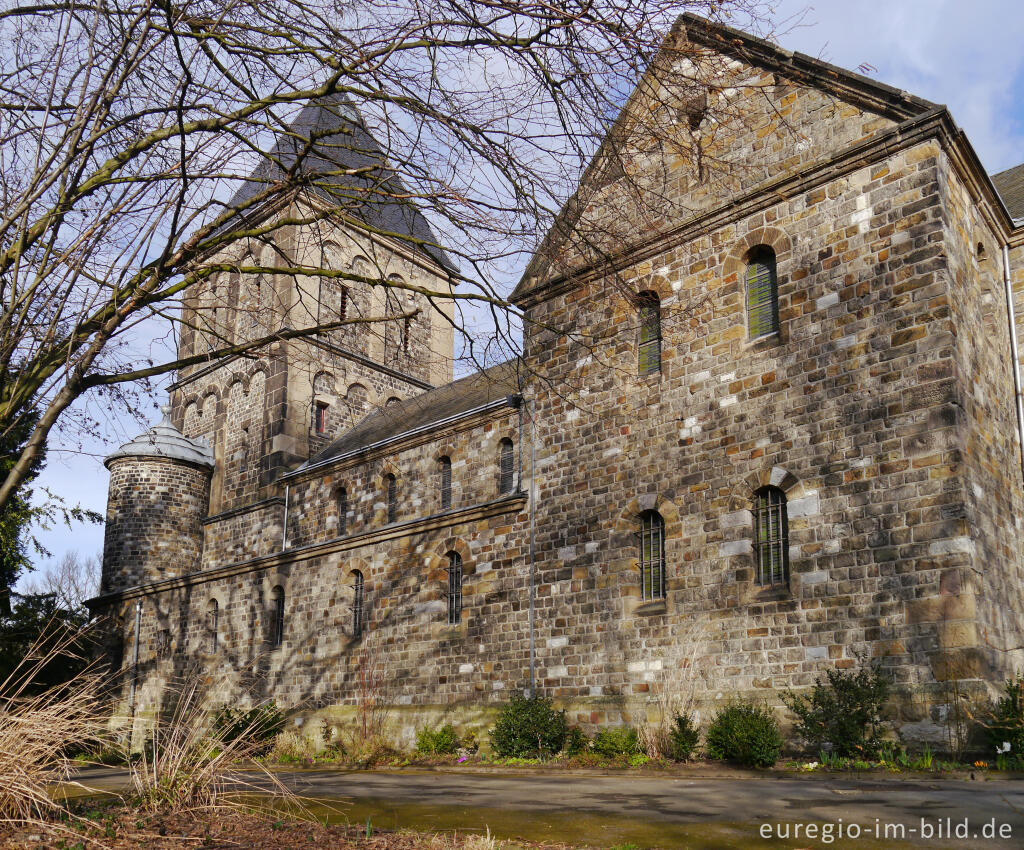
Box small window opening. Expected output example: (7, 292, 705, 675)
(447, 551, 463, 625)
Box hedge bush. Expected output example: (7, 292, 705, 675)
(489, 695, 567, 758)
(415, 723, 460, 756)
(704, 703, 782, 767)
(782, 663, 890, 758)
(592, 726, 640, 758)
(989, 674, 1024, 759)
(212, 702, 286, 755)
(667, 713, 700, 761)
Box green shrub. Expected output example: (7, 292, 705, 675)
(489, 695, 567, 758)
(565, 726, 590, 756)
(592, 726, 640, 758)
(667, 713, 700, 761)
(212, 702, 286, 755)
(782, 663, 890, 758)
(415, 723, 460, 756)
(705, 703, 782, 768)
(988, 674, 1024, 760)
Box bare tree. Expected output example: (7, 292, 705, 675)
(0, 0, 771, 521)
(18, 551, 101, 616)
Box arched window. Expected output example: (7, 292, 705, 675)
(637, 291, 661, 375)
(352, 571, 365, 638)
(498, 439, 515, 494)
(270, 585, 285, 648)
(439, 456, 452, 510)
(206, 598, 219, 653)
(337, 487, 348, 536)
(639, 510, 665, 600)
(745, 246, 779, 338)
(384, 473, 397, 523)
(754, 486, 789, 587)
(447, 551, 463, 625)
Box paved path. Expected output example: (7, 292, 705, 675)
(72, 767, 1024, 849)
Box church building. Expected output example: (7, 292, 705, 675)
(91, 14, 1024, 746)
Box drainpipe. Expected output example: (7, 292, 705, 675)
(528, 397, 537, 698)
(1003, 244, 1024, 482)
(282, 483, 290, 550)
(128, 600, 142, 747)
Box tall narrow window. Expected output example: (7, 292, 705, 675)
(206, 598, 219, 653)
(447, 551, 463, 625)
(314, 401, 328, 434)
(270, 585, 285, 648)
(639, 510, 665, 600)
(402, 317, 411, 354)
(754, 486, 789, 587)
(637, 292, 661, 375)
(340, 286, 349, 321)
(384, 473, 397, 524)
(746, 246, 779, 338)
(337, 487, 348, 536)
(498, 439, 514, 494)
(439, 456, 452, 510)
(352, 571, 364, 638)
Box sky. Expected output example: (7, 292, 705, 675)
(19, 0, 1024, 585)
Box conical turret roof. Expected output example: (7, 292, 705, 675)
(104, 405, 214, 469)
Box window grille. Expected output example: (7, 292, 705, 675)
(439, 457, 452, 509)
(447, 552, 463, 625)
(754, 486, 789, 587)
(270, 586, 285, 647)
(337, 487, 348, 536)
(639, 510, 665, 600)
(499, 439, 514, 494)
(637, 292, 661, 375)
(207, 599, 219, 653)
(352, 571, 364, 637)
(746, 247, 779, 338)
(385, 474, 397, 523)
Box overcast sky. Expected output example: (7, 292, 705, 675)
(22, 0, 1024, 584)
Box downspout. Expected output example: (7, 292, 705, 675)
(128, 599, 142, 747)
(528, 397, 537, 698)
(1003, 244, 1024, 482)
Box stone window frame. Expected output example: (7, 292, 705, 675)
(205, 597, 220, 654)
(639, 509, 666, 600)
(752, 486, 789, 588)
(612, 494, 682, 617)
(427, 538, 477, 636)
(721, 465, 820, 602)
(723, 227, 792, 349)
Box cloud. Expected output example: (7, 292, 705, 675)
(764, 0, 1024, 173)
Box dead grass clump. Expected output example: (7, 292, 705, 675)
(0, 625, 104, 825)
(128, 675, 304, 817)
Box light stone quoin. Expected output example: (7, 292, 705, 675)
(91, 14, 1024, 747)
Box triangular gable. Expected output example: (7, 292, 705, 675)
(511, 14, 938, 305)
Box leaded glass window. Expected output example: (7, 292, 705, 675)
(640, 510, 665, 600)
(447, 552, 463, 625)
(746, 247, 779, 338)
(637, 292, 661, 375)
(352, 571, 364, 637)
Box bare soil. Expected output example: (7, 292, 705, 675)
(0, 810, 559, 850)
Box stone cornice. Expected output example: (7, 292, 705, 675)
(85, 493, 527, 609)
(515, 108, 1019, 309)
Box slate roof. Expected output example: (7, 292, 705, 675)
(992, 163, 1024, 220)
(298, 360, 523, 469)
(105, 406, 214, 469)
(227, 92, 457, 273)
